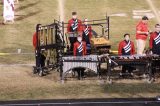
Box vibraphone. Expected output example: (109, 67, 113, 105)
(101, 54, 160, 83)
(60, 55, 99, 80)
(110, 54, 151, 65)
(151, 54, 160, 74)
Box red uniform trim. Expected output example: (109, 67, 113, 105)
(73, 41, 87, 56)
(67, 19, 82, 32)
(32, 32, 37, 49)
(81, 25, 92, 40)
(136, 21, 149, 40)
(149, 32, 157, 49)
(118, 40, 135, 56)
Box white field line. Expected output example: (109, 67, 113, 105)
(0, 64, 34, 67)
(58, 0, 65, 21)
(133, 10, 152, 13)
(132, 9, 155, 19)
(0, 53, 34, 55)
(109, 13, 127, 17)
(146, 0, 160, 23)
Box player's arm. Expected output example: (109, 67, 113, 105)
(118, 42, 122, 56)
(149, 33, 154, 49)
(89, 26, 92, 40)
(84, 42, 87, 55)
(136, 25, 149, 35)
(73, 43, 77, 56)
(131, 42, 135, 55)
(78, 20, 82, 32)
(67, 20, 71, 32)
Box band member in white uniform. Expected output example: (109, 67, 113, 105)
(3, 0, 14, 23)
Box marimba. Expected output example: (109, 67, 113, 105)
(110, 54, 151, 65)
(100, 54, 160, 83)
(60, 55, 99, 80)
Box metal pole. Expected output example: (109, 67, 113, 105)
(108, 17, 110, 40)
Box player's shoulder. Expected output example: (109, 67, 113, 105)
(88, 25, 92, 28)
(150, 32, 157, 36)
(82, 41, 86, 44)
(119, 40, 125, 44)
(130, 41, 134, 44)
(75, 41, 79, 43)
(68, 19, 73, 23)
(136, 21, 143, 27)
(78, 19, 82, 22)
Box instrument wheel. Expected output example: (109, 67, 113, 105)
(38, 69, 44, 77)
(143, 74, 147, 78)
(33, 66, 38, 74)
(107, 77, 112, 84)
(108, 79, 112, 84)
(146, 77, 155, 84)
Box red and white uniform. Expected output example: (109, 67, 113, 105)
(81, 25, 92, 40)
(67, 18, 82, 32)
(81, 25, 92, 41)
(32, 32, 37, 49)
(150, 32, 160, 55)
(118, 40, 135, 56)
(81, 25, 92, 54)
(3, 0, 14, 21)
(73, 41, 86, 56)
(136, 21, 149, 40)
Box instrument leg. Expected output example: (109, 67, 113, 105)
(80, 70, 81, 80)
(38, 67, 44, 77)
(33, 66, 38, 74)
(60, 62, 63, 81)
(147, 62, 154, 83)
(142, 65, 148, 78)
(107, 60, 112, 84)
(98, 63, 101, 79)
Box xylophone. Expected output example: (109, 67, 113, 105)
(60, 55, 99, 80)
(108, 54, 160, 66)
(99, 54, 160, 83)
(110, 54, 151, 65)
(150, 54, 160, 72)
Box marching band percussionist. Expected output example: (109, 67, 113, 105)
(32, 32, 37, 50)
(67, 12, 82, 32)
(67, 12, 82, 51)
(81, 18, 92, 54)
(32, 29, 46, 76)
(73, 35, 87, 56)
(118, 33, 135, 77)
(73, 35, 87, 80)
(149, 24, 160, 81)
(149, 24, 160, 55)
(136, 16, 149, 55)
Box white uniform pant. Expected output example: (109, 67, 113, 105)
(136, 39, 146, 55)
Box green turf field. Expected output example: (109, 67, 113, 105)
(0, 0, 159, 63)
(0, 0, 160, 100)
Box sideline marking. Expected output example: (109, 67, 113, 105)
(146, 0, 160, 23)
(132, 9, 155, 19)
(109, 13, 127, 17)
(0, 53, 34, 56)
(0, 64, 34, 67)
